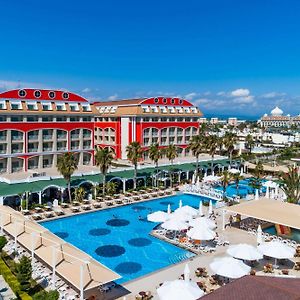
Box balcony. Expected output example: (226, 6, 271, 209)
(57, 147, 67, 151)
(12, 135, 23, 141)
(0, 149, 6, 154)
(71, 146, 79, 150)
(83, 145, 91, 150)
(0, 136, 7, 141)
(57, 134, 67, 140)
(28, 148, 38, 153)
(71, 134, 80, 139)
(83, 134, 91, 139)
(43, 147, 53, 152)
(43, 135, 53, 140)
(28, 135, 38, 140)
(12, 148, 23, 154)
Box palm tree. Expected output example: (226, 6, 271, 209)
(105, 181, 117, 196)
(205, 135, 218, 174)
(253, 161, 264, 179)
(57, 152, 78, 202)
(95, 147, 115, 195)
(245, 134, 255, 154)
(221, 170, 231, 200)
(188, 135, 203, 183)
(279, 167, 300, 203)
(149, 143, 162, 187)
(165, 144, 178, 186)
(232, 173, 244, 197)
(217, 136, 224, 155)
(224, 132, 238, 166)
(74, 187, 85, 202)
(126, 141, 142, 189)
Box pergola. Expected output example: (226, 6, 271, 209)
(222, 199, 300, 231)
(0, 206, 120, 299)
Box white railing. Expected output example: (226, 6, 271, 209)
(183, 183, 224, 201)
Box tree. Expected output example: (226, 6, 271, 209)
(95, 147, 115, 195)
(57, 153, 78, 202)
(0, 236, 7, 252)
(33, 290, 59, 300)
(224, 132, 238, 165)
(74, 187, 85, 202)
(245, 134, 255, 154)
(106, 181, 117, 196)
(126, 141, 142, 189)
(16, 256, 32, 291)
(220, 170, 231, 200)
(280, 167, 300, 203)
(253, 161, 264, 179)
(165, 144, 178, 186)
(232, 173, 244, 197)
(205, 135, 218, 174)
(217, 136, 224, 155)
(149, 143, 162, 187)
(188, 135, 203, 183)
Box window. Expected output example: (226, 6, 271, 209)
(69, 103, 79, 111)
(18, 90, 26, 97)
(48, 91, 56, 99)
(56, 116, 67, 122)
(56, 103, 66, 111)
(154, 98, 159, 103)
(27, 102, 38, 110)
(0, 101, 6, 109)
(82, 116, 92, 122)
(42, 103, 52, 111)
(62, 92, 69, 99)
(0, 116, 6, 122)
(34, 90, 41, 98)
(179, 99, 183, 105)
(81, 104, 91, 112)
(171, 98, 175, 104)
(11, 116, 23, 122)
(27, 116, 38, 122)
(42, 116, 53, 122)
(10, 101, 22, 110)
(163, 98, 167, 104)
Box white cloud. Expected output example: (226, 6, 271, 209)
(233, 95, 255, 104)
(0, 79, 48, 91)
(217, 91, 226, 96)
(231, 88, 250, 97)
(184, 92, 198, 100)
(261, 92, 286, 99)
(81, 87, 91, 93)
(108, 94, 118, 101)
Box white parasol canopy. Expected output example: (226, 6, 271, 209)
(170, 211, 193, 222)
(198, 201, 203, 216)
(161, 219, 189, 231)
(227, 244, 263, 261)
(258, 241, 295, 259)
(263, 180, 278, 188)
(187, 226, 216, 240)
(157, 279, 204, 300)
(229, 168, 240, 174)
(203, 175, 221, 183)
(209, 257, 251, 279)
(189, 217, 216, 230)
(147, 211, 170, 223)
(257, 225, 263, 245)
(175, 205, 198, 216)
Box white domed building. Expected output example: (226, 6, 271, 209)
(259, 107, 291, 128)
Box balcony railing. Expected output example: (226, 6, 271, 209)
(0, 136, 7, 141)
(12, 135, 23, 141)
(83, 134, 91, 138)
(0, 168, 6, 174)
(71, 146, 79, 150)
(28, 135, 38, 140)
(28, 148, 38, 152)
(12, 167, 23, 172)
(43, 164, 52, 168)
(43, 135, 53, 140)
(12, 148, 23, 153)
(71, 134, 80, 139)
(43, 147, 53, 152)
(57, 147, 67, 151)
(57, 134, 67, 139)
(83, 145, 91, 149)
(0, 149, 6, 154)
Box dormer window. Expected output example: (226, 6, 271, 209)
(81, 103, 91, 112)
(171, 98, 175, 104)
(154, 98, 159, 103)
(163, 98, 167, 104)
(10, 101, 22, 110)
(179, 99, 183, 105)
(27, 101, 38, 110)
(42, 102, 52, 111)
(0, 100, 7, 110)
(48, 91, 56, 99)
(62, 92, 69, 99)
(69, 103, 79, 111)
(56, 102, 66, 111)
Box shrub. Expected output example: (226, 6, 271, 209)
(16, 256, 32, 292)
(0, 236, 7, 251)
(32, 290, 59, 300)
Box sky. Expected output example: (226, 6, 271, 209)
(0, 0, 300, 118)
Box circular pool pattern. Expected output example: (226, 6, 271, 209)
(106, 219, 130, 227)
(54, 232, 69, 239)
(160, 201, 175, 206)
(115, 262, 142, 274)
(131, 205, 147, 211)
(95, 245, 125, 257)
(128, 238, 152, 247)
(89, 228, 111, 236)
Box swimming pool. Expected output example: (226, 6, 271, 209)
(42, 194, 215, 283)
(215, 178, 266, 198)
(263, 226, 300, 242)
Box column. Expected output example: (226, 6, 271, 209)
(38, 129, 43, 169)
(7, 129, 12, 174)
(79, 129, 83, 166)
(31, 233, 36, 268)
(222, 209, 226, 231)
(80, 264, 84, 300)
(52, 246, 56, 290)
(38, 191, 42, 205)
(123, 179, 126, 193)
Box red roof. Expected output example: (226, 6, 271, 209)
(201, 276, 300, 300)
(0, 89, 88, 102)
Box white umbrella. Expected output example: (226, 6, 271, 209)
(161, 219, 189, 231)
(198, 201, 203, 216)
(229, 168, 240, 174)
(184, 263, 190, 283)
(208, 200, 213, 215)
(175, 205, 198, 216)
(265, 186, 270, 198)
(187, 226, 216, 240)
(167, 204, 171, 214)
(171, 210, 193, 222)
(263, 180, 277, 188)
(227, 244, 263, 261)
(203, 175, 221, 183)
(258, 241, 295, 265)
(179, 199, 183, 208)
(157, 280, 204, 300)
(209, 257, 251, 279)
(147, 211, 170, 223)
(257, 225, 263, 245)
(189, 217, 216, 230)
(255, 189, 259, 200)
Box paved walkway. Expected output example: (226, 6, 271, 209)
(0, 275, 15, 300)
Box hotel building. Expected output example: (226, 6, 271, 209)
(0, 89, 203, 175)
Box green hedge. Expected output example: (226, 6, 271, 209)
(0, 257, 32, 300)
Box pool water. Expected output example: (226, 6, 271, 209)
(263, 226, 300, 242)
(42, 194, 215, 283)
(215, 179, 266, 198)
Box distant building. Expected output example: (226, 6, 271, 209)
(259, 107, 291, 127)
